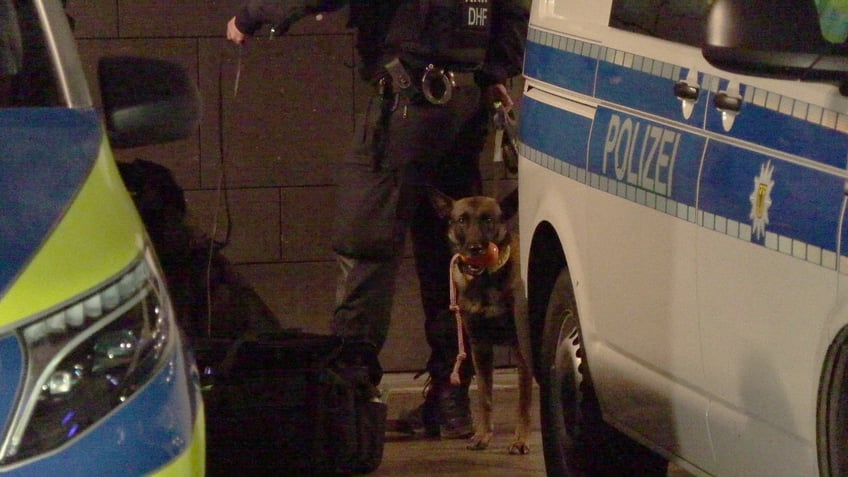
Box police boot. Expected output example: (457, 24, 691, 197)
(391, 374, 439, 436)
(432, 376, 473, 439)
(394, 309, 474, 437)
(394, 375, 473, 439)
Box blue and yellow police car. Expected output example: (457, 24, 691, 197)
(0, 0, 204, 475)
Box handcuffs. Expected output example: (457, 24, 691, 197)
(421, 64, 456, 105)
(384, 58, 460, 106)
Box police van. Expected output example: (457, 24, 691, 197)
(0, 0, 204, 475)
(518, 0, 848, 475)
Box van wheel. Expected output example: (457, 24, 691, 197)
(817, 327, 848, 475)
(539, 268, 667, 476)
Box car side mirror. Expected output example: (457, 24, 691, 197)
(702, 0, 848, 90)
(98, 56, 201, 149)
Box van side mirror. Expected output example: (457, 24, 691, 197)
(702, 0, 848, 89)
(98, 56, 201, 149)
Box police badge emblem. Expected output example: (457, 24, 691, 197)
(749, 160, 775, 241)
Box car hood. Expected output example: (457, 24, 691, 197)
(0, 108, 101, 302)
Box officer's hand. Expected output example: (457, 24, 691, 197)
(487, 83, 514, 113)
(227, 17, 249, 44)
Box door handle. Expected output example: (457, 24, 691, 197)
(675, 69, 700, 120)
(673, 81, 700, 101)
(714, 91, 742, 113)
(714, 82, 742, 131)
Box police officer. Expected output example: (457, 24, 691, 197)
(226, 0, 528, 438)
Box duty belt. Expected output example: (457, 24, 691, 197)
(383, 58, 477, 105)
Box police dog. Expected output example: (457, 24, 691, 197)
(430, 189, 533, 455)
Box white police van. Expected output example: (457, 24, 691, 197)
(518, 0, 848, 475)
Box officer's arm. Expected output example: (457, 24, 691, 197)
(234, 0, 348, 37)
(476, 0, 529, 87)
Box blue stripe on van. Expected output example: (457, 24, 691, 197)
(519, 95, 592, 170)
(526, 27, 848, 171)
(699, 140, 843, 256)
(0, 108, 101, 299)
(522, 137, 842, 270)
(523, 38, 596, 97)
(587, 107, 705, 210)
(595, 61, 707, 129)
(704, 86, 848, 170)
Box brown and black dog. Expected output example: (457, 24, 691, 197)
(430, 189, 534, 455)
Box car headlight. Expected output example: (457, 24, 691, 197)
(0, 248, 175, 464)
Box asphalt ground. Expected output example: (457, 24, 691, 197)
(375, 370, 692, 477)
(203, 367, 691, 476)
(375, 369, 546, 476)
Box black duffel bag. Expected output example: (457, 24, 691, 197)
(193, 331, 386, 476)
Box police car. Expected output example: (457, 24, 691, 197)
(518, 0, 848, 475)
(0, 0, 204, 475)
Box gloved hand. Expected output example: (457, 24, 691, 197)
(226, 16, 249, 44)
(486, 83, 514, 112)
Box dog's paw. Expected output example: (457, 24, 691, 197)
(467, 432, 493, 451)
(508, 441, 530, 455)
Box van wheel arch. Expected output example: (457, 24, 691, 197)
(528, 222, 667, 475)
(527, 221, 567, 381)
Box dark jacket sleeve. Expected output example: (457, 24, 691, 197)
(476, 0, 529, 87)
(234, 0, 348, 36)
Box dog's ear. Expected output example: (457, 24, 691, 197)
(429, 188, 455, 220)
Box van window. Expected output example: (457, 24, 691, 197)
(609, 0, 710, 48)
(0, 0, 61, 107)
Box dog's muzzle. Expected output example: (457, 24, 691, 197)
(460, 242, 500, 275)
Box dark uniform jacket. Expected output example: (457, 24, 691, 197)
(233, 0, 528, 85)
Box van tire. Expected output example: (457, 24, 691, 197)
(539, 268, 667, 476)
(817, 327, 848, 476)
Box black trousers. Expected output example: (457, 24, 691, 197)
(331, 81, 488, 383)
